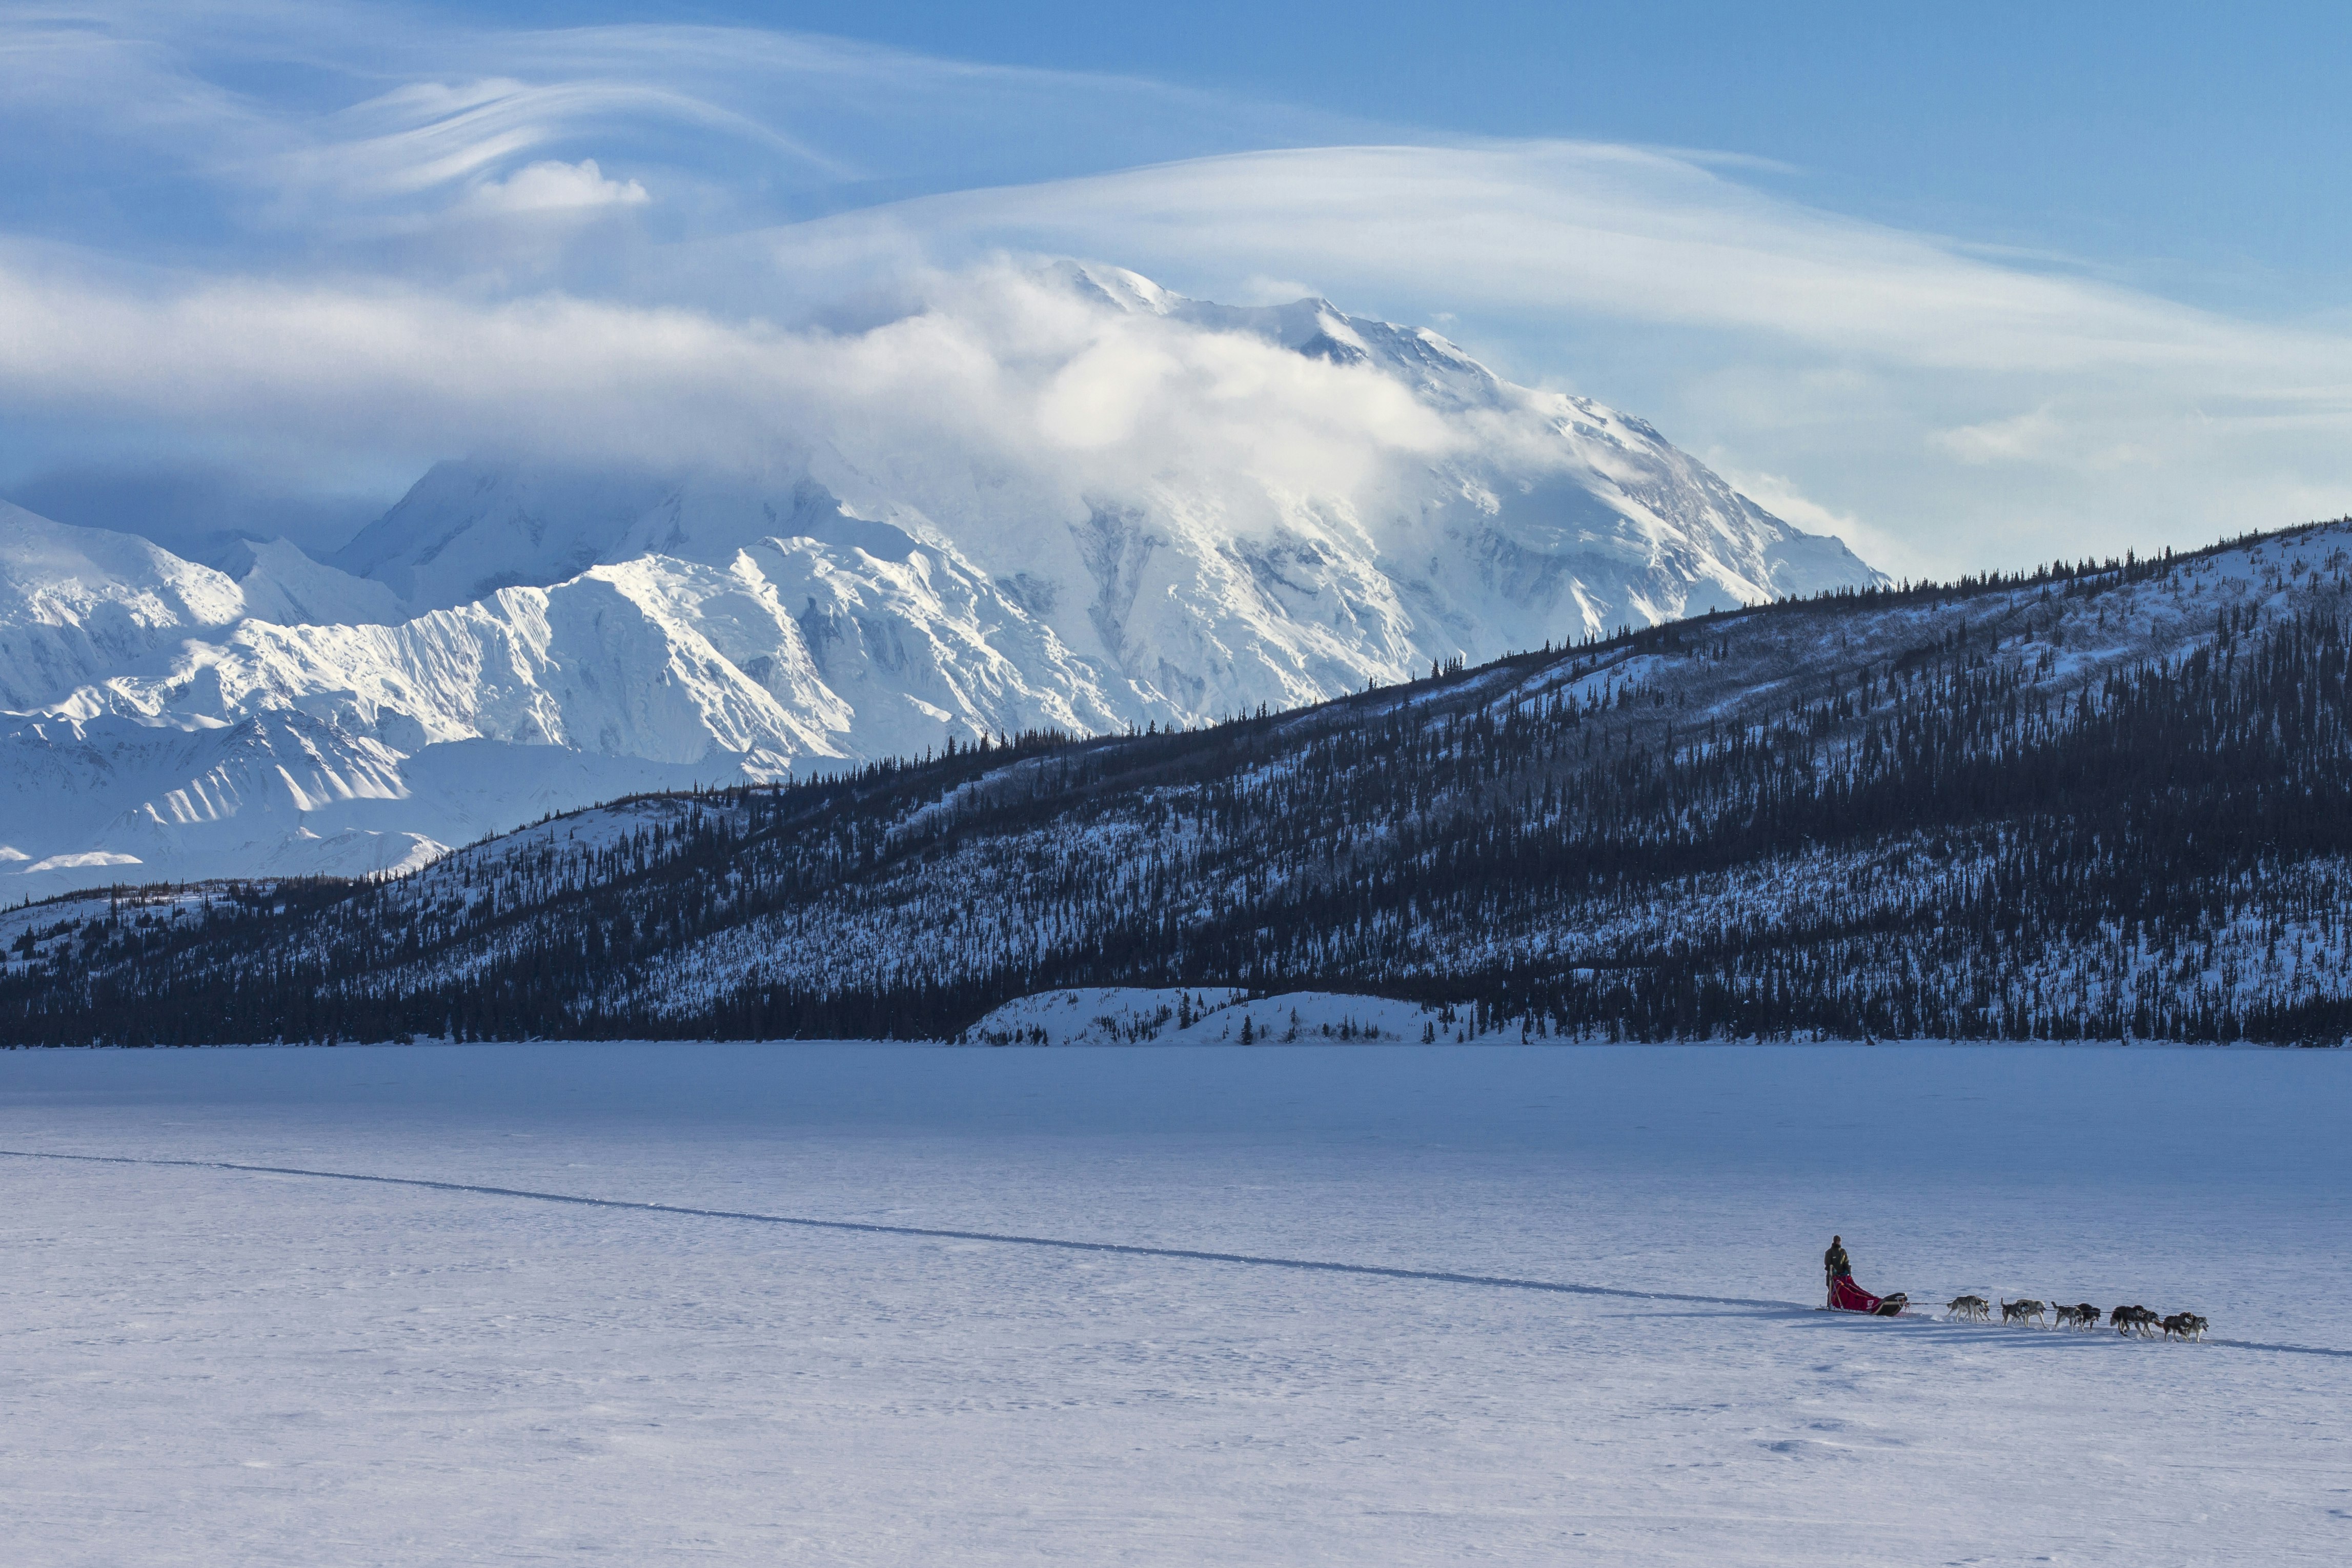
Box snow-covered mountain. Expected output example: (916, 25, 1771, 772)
(16, 520, 2346, 1047)
(0, 268, 1883, 897)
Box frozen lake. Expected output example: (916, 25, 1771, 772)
(3, 1042, 2346, 1565)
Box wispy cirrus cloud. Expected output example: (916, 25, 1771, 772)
(282, 75, 845, 207)
(0, 3, 1368, 239)
(773, 140, 2316, 374)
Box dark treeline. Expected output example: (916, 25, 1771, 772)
(8, 522, 2352, 1045)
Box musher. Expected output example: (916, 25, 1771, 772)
(1823, 1234, 1852, 1305)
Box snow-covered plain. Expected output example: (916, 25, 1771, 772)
(2, 1042, 2345, 1565)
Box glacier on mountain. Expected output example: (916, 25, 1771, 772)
(0, 267, 1883, 896)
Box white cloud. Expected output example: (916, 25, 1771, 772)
(1702, 461, 1920, 578)
(285, 75, 839, 210)
(1931, 408, 2062, 465)
(7, 5, 2352, 576)
(464, 158, 650, 214)
(777, 142, 2317, 380)
(0, 6, 1365, 231)
(0, 254, 1457, 537)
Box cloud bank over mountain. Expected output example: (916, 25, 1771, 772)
(0, 267, 1882, 894)
(4, 4, 2350, 581)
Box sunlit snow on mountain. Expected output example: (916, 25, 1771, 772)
(0, 266, 1883, 897)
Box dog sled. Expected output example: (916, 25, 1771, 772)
(1827, 1274, 1908, 1316)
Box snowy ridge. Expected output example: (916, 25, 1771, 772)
(0, 500, 247, 709)
(0, 519, 1121, 896)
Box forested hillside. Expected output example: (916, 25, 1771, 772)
(8, 520, 2352, 1045)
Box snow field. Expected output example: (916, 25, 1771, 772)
(1, 1042, 2345, 1565)
(966, 986, 1468, 1044)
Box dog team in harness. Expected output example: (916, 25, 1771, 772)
(1822, 1234, 2204, 1336)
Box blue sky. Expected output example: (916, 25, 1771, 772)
(430, 0, 2352, 308)
(5, 1, 2350, 576)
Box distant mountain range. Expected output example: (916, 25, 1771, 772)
(8, 519, 2350, 1046)
(0, 266, 1880, 897)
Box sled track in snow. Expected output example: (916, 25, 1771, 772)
(12, 1148, 2347, 1357)
(1, 1148, 1794, 1310)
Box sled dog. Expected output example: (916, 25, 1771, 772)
(2112, 1305, 2158, 1336)
(2161, 1312, 2208, 1341)
(1945, 1295, 1991, 1322)
(2000, 1298, 2046, 1326)
(2051, 1302, 2098, 1329)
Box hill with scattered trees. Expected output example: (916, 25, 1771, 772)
(8, 519, 2352, 1046)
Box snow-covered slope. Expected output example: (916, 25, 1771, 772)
(339, 268, 1882, 723)
(222, 538, 407, 628)
(0, 520, 1131, 898)
(0, 501, 246, 709)
(0, 504, 411, 709)
(2, 268, 1883, 896)
(965, 986, 1464, 1046)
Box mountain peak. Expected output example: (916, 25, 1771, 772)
(2, 264, 1885, 894)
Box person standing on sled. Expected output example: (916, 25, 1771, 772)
(1821, 1234, 1907, 1315)
(1823, 1235, 1853, 1307)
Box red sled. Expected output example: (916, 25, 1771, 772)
(1828, 1275, 1908, 1316)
